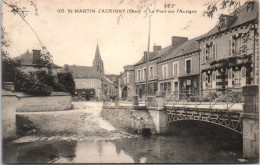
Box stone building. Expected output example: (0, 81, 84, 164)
(198, 1, 259, 90)
(61, 43, 118, 101)
(119, 65, 135, 101)
(14, 49, 61, 75)
(134, 36, 191, 100)
(158, 38, 200, 95)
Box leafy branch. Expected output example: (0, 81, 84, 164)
(2, 0, 53, 66)
(203, 0, 255, 18)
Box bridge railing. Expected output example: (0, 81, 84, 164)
(164, 88, 243, 111)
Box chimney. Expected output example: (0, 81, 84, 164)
(64, 64, 70, 72)
(171, 36, 188, 47)
(32, 49, 41, 64)
(153, 44, 161, 52)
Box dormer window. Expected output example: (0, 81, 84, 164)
(218, 14, 237, 30)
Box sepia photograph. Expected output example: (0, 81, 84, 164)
(1, 0, 259, 163)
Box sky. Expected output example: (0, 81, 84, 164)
(2, 0, 244, 74)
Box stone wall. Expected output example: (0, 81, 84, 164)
(242, 85, 259, 159)
(16, 93, 72, 112)
(2, 94, 18, 139)
(101, 106, 157, 134)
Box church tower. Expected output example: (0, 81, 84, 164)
(93, 43, 104, 77)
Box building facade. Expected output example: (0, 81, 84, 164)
(61, 44, 105, 101)
(14, 49, 61, 75)
(198, 3, 259, 91)
(119, 65, 135, 101)
(158, 38, 200, 95)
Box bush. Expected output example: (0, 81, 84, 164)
(2, 57, 21, 83)
(15, 72, 52, 96)
(57, 73, 75, 94)
(2, 57, 75, 96)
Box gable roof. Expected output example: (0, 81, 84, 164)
(199, 1, 259, 40)
(161, 37, 200, 61)
(60, 65, 100, 78)
(14, 50, 61, 68)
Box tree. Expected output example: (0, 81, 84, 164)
(203, 0, 256, 18)
(57, 73, 76, 95)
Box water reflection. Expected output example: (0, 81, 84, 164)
(3, 135, 242, 164)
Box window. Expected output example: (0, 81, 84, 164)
(149, 66, 154, 79)
(202, 46, 206, 63)
(185, 59, 191, 74)
(89, 82, 94, 88)
(160, 82, 171, 92)
(206, 46, 210, 61)
(229, 34, 245, 56)
(173, 61, 179, 76)
(143, 68, 147, 80)
(207, 74, 211, 83)
(162, 64, 168, 78)
(138, 69, 141, 81)
(234, 70, 242, 86)
(187, 80, 191, 85)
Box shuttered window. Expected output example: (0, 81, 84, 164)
(185, 59, 191, 74)
(212, 43, 217, 60)
(228, 37, 232, 56)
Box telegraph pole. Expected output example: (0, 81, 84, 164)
(145, 16, 151, 101)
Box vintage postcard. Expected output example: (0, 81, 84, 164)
(1, 0, 259, 164)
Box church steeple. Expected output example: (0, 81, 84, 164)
(94, 44, 101, 59)
(93, 43, 104, 76)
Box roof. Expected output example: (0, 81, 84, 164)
(102, 76, 114, 85)
(94, 44, 101, 59)
(199, 1, 259, 40)
(60, 65, 101, 78)
(123, 65, 134, 71)
(161, 37, 200, 61)
(134, 37, 190, 66)
(14, 50, 61, 68)
(134, 51, 158, 66)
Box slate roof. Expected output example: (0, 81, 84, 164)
(14, 50, 61, 68)
(134, 51, 158, 66)
(94, 44, 101, 59)
(123, 65, 134, 71)
(60, 65, 100, 78)
(102, 76, 114, 85)
(199, 1, 259, 40)
(134, 37, 190, 66)
(161, 37, 200, 61)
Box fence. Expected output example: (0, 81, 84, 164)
(164, 88, 243, 111)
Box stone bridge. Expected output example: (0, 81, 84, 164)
(102, 85, 259, 159)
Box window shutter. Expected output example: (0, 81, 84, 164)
(212, 43, 217, 60)
(202, 48, 205, 63)
(242, 68, 246, 78)
(228, 37, 232, 56)
(228, 70, 232, 79)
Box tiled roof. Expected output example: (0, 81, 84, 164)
(161, 37, 200, 61)
(60, 65, 100, 78)
(14, 50, 61, 68)
(199, 1, 259, 40)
